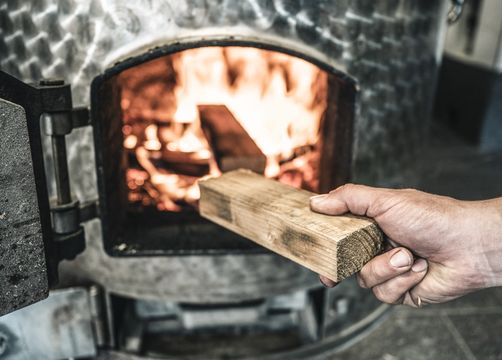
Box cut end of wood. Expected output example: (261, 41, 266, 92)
(199, 170, 384, 282)
(336, 223, 384, 280)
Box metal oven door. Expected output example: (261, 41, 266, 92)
(0, 70, 90, 316)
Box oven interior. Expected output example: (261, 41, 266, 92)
(92, 43, 356, 256)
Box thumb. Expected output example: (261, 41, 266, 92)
(310, 183, 390, 217)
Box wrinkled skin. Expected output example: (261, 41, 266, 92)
(310, 184, 502, 307)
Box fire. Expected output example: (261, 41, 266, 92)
(119, 47, 328, 212)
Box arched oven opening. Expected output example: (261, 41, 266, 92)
(92, 42, 356, 256)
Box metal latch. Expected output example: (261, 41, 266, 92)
(39, 79, 97, 261)
(448, 0, 464, 24)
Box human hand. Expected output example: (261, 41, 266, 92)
(310, 184, 502, 307)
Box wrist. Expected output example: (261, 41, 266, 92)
(470, 198, 502, 288)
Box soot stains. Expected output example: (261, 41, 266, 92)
(280, 228, 315, 258)
(216, 193, 232, 223)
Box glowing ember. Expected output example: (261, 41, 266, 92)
(119, 47, 328, 212)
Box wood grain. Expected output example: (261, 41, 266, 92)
(199, 170, 384, 282)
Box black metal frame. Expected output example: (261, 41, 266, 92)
(0, 71, 92, 286)
(91, 39, 357, 257)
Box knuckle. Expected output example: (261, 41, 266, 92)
(375, 270, 425, 305)
(372, 286, 390, 303)
(332, 183, 357, 194)
(341, 183, 356, 192)
(373, 283, 402, 304)
(371, 261, 389, 279)
(371, 259, 392, 280)
(400, 188, 421, 198)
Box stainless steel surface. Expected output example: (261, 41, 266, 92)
(59, 219, 319, 302)
(93, 306, 390, 360)
(0, 287, 97, 359)
(0, 0, 448, 193)
(135, 290, 311, 331)
(103, 276, 388, 359)
(1, 0, 447, 301)
(88, 285, 110, 348)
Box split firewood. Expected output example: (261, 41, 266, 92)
(135, 147, 196, 210)
(199, 170, 384, 282)
(159, 148, 210, 177)
(160, 148, 210, 166)
(198, 105, 267, 174)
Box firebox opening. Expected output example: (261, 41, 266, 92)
(122, 47, 330, 211)
(93, 43, 356, 255)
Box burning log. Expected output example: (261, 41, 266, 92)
(199, 170, 384, 282)
(158, 149, 211, 177)
(133, 147, 201, 211)
(198, 105, 267, 174)
(119, 48, 329, 212)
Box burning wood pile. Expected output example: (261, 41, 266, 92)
(119, 47, 328, 212)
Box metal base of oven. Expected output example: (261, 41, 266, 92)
(96, 306, 390, 360)
(0, 279, 388, 359)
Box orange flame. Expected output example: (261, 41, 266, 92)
(119, 47, 327, 212)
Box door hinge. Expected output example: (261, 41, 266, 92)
(38, 79, 98, 261)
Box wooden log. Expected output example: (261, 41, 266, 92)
(199, 170, 384, 282)
(198, 105, 267, 174)
(159, 149, 210, 177)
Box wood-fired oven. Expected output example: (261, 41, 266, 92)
(0, 1, 453, 358)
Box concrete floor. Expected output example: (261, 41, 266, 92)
(334, 288, 502, 360)
(334, 127, 502, 360)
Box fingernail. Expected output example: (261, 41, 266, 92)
(412, 259, 428, 273)
(310, 194, 328, 206)
(310, 194, 328, 211)
(390, 250, 412, 268)
(310, 194, 327, 200)
(416, 295, 422, 308)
